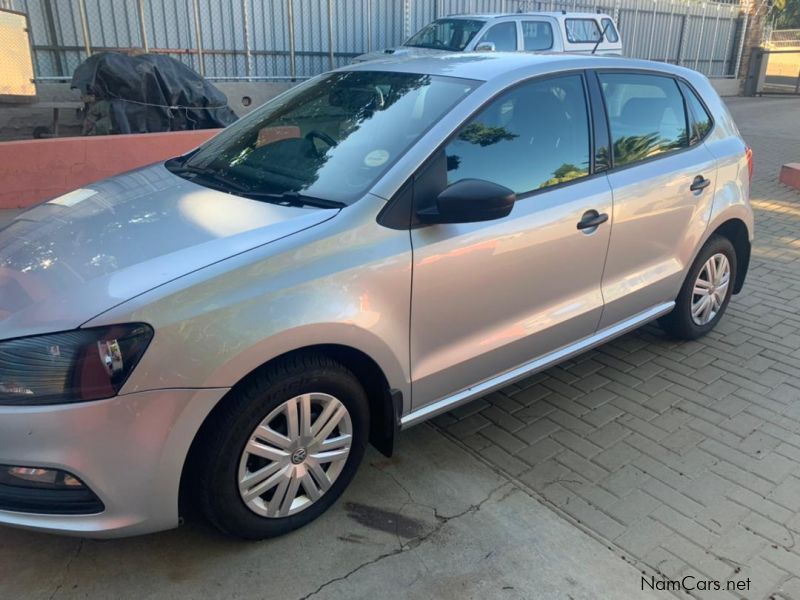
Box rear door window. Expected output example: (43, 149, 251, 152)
(565, 19, 602, 43)
(445, 74, 591, 194)
(598, 72, 690, 167)
(521, 21, 554, 51)
(477, 22, 518, 51)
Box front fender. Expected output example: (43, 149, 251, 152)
(87, 196, 413, 411)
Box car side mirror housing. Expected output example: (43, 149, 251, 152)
(475, 41, 496, 52)
(417, 179, 515, 224)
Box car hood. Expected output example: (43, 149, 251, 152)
(0, 164, 337, 339)
(352, 46, 450, 63)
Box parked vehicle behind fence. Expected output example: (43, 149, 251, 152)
(0, 52, 751, 540)
(353, 12, 623, 63)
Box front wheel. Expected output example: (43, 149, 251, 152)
(660, 234, 737, 340)
(198, 354, 369, 539)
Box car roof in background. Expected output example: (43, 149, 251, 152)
(438, 12, 614, 20)
(342, 52, 699, 85)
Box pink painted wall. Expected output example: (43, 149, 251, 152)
(0, 130, 219, 209)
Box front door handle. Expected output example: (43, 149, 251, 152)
(690, 175, 712, 192)
(576, 210, 609, 231)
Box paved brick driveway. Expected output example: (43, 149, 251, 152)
(436, 97, 800, 600)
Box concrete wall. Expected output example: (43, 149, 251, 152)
(710, 78, 744, 97)
(0, 129, 218, 208)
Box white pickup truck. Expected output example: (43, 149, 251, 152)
(353, 12, 622, 62)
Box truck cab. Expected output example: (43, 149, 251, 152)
(353, 12, 623, 63)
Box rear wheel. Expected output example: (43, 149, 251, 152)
(198, 353, 369, 539)
(660, 234, 737, 340)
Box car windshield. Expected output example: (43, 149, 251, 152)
(169, 71, 477, 206)
(405, 19, 486, 51)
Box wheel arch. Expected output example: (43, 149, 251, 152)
(178, 344, 400, 517)
(709, 217, 751, 294)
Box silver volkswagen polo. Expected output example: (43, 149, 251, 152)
(0, 53, 753, 539)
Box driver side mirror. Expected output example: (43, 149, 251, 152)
(475, 41, 496, 52)
(417, 179, 515, 224)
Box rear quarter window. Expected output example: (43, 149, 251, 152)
(678, 80, 714, 143)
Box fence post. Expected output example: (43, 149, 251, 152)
(287, 0, 296, 80)
(694, 2, 707, 70)
(646, 0, 657, 60)
(366, 0, 372, 52)
(242, 0, 252, 79)
(327, 0, 335, 70)
(137, 0, 149, 52)
(665, 0, 676, 63)
(675, 13, 686, 66)
(707, 4, 721, 76)
(630, 0, 640, 56)
(733, 13, 747, 77)
(192, 0, 204, 75)
(77, 0, 91, 57)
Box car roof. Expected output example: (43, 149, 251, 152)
(440, 12, 614, 20)
(342, 52, 697, 85)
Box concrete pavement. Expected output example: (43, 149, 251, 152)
(0, 427, 658, 600)
(436, 96, 800, 600)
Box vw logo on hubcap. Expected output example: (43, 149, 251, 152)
(291, 448, 308, 464)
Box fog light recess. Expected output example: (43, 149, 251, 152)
(0, 464, 104, 514)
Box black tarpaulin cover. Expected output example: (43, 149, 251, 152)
(71, 52, 238, 134)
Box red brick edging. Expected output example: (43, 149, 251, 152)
(779, 163, 800, 192)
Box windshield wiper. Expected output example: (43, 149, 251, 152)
(167, 162, 251, 193)
(241, 190, 346, 209)
(591, 22, 610, 55)
(167, 161, 345, 209)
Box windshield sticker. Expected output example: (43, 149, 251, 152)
(364, 149, 389, 167)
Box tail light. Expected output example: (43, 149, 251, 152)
(745, 146, 753, 182)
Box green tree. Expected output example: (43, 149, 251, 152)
(773, 0, 800, 29)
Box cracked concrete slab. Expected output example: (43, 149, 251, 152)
(0, 425, 657, 600)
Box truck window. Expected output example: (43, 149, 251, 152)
(521, 21, 554, 51)
(565, 19, 602, 43)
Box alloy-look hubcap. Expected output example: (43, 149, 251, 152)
(691, 253, 731, 326)
(237, 392, 353, 518)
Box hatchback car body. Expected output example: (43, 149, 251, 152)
(352, 12, 623, 63)
(0, 53, 752, 539)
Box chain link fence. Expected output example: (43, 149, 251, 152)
(11, 0, 747, 80)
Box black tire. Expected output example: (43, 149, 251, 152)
(198, 353, 369, 539)
(660, 234, 737, 340)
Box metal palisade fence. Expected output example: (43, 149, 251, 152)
(12, 0, 746, 81)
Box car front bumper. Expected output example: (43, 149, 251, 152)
(0, 387, 227, 538)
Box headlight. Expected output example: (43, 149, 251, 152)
(0, 324, 153, 405)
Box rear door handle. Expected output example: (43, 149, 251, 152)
(576, 210, 609, 231)
(690, 175, 712, 192)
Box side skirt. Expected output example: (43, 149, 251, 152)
(400, 301, 674, 429)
